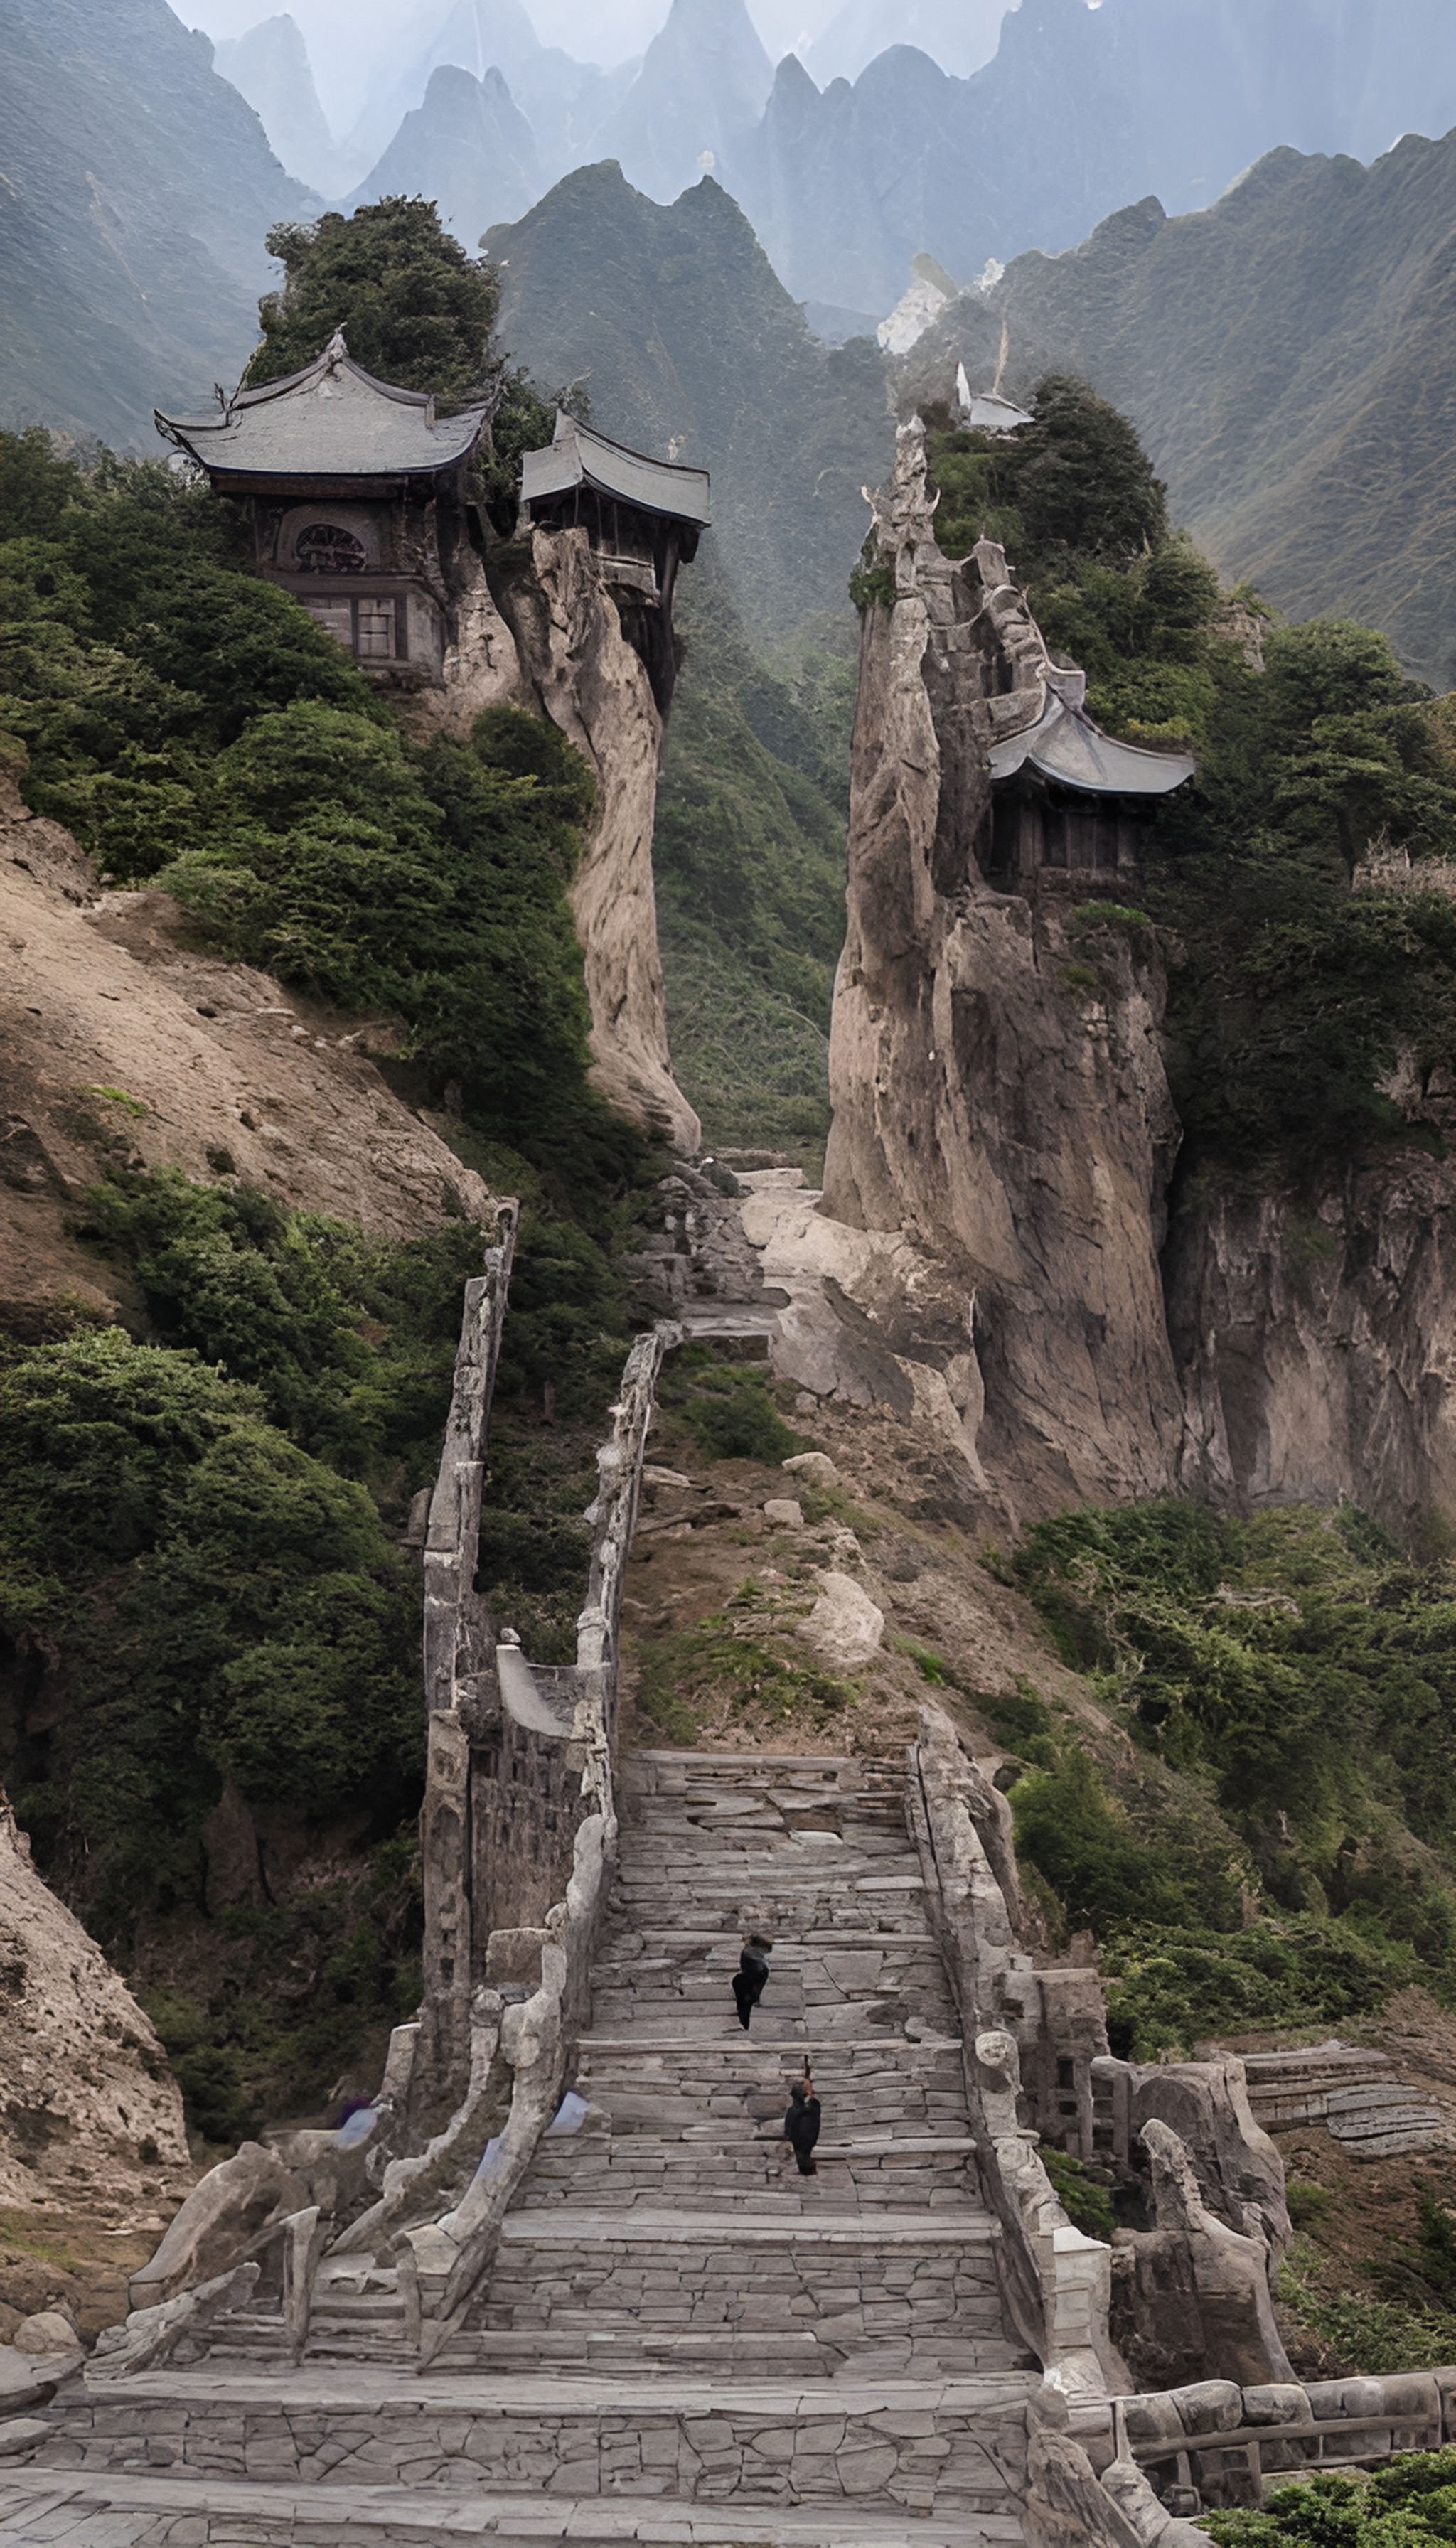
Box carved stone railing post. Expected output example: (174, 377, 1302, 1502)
(280, 2205, 328, 2363)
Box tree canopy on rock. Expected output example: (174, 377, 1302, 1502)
(247, 196, 500, 403)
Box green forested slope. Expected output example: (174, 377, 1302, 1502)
(0, 219, 658, 2133)
(904, 132, 1456, 690)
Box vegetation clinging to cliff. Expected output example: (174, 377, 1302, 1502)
(250, 196, 500, 402)
(1005, 1499, 1456, 2054)
(0, 402, 654, 2128)
(926, 381, 1456, 1175)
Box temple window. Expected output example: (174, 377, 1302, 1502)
(301, 596, 353, 649)
(296, 521, 366, 574)
(357, 601, 396, 658)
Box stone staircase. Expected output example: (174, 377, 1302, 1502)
(0, 1750, 1033, 2547)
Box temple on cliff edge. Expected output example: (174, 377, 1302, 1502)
(155, 336, 710, 697)
(984, 660, 1195, 883)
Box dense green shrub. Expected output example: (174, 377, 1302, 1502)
(74, 1172, 486, 1477)
(1007, 1497, 1456, 2052)
(1206, 2455, 1456, 2544)
(663, 1355, 803, 1464)
(0, 1329, 421, 1929)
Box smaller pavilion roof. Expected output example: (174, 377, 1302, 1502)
(520, 412, 712, 529)
(155, 332, 489, 481)
(955, 364, 1033, 436)
(990, 692, 1194, 798)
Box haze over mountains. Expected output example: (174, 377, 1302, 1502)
(902, 127, 1456, 691)
(0, 0, 307, 449)
(200, 0, 1456, 322)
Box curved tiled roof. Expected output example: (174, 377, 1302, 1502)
(521, 411, 712, 529)
(156, 333, 488, 479)
(990, 694, 1194, 797)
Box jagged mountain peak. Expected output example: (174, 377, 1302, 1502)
(592, 0, 776, 202)
(213, 11, 344, 195)
(350, 58, 541, 241)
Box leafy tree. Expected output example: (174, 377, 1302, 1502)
(0, 1330, 421, 1927)
(240, 198, 569, 524)
(74, 1172, 486, 1475)
(247, 198, 500, 402)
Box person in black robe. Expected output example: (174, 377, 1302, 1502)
(732, 1933, 773, 2030)
(783, 2070, 821, 2175)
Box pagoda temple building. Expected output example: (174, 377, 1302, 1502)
(156, 341, 710, 704)
(156, 332, 493, 680)
(519, 411, 711, 708)
(983, 664, 1195, 883)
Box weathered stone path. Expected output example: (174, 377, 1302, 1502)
(0, 1750, 1032, 2545)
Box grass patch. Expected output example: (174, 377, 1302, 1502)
(1039, 2146, 1115, 2239)
(635, 1610, 857, 1743)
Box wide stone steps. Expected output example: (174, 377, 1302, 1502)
(470, 2210, 1015, 2380)
(3, 1747, 1033, 2542)
(517, 2134, 980, 2210)
(17, 2365, 1034, 2521)
(0, 2466, 1025, 2547)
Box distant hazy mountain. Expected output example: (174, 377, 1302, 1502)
(729, 0, 1456, 316)
(803, 0, 1005, 87)
(0, 0, 310, 449)
(901, 131, 1456, 690)
(484, 161, 890, 641)
(213, 14, 349, 196)
(350, 63, 541, 240)
(592, 0, 776, 204)
(416, 0, 638, 186)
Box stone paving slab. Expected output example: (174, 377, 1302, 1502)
(496, 2212, 996, 2247)
(0, 2472, 1024, 2544)
(53, 2372, 1033, 2414)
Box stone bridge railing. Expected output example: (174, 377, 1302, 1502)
(111, 1209, 682, 2372)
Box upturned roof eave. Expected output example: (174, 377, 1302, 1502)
(989, 700, 1195, 798)
(520, 412, 712, 530)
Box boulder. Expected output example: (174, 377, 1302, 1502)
(0, 2419, 50, 2457)
(763, 1497, 804, 1529)
(11, 2312, 77, 2357)
(795, 1570, 884, 1670)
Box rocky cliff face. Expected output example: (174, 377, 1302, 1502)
(1169, 1164, 1456, 1533)
(435, 530, 700, 1156)
(0, 1794, 188, 2215)
(495, 528, 700, 1156)
(819, 424, 1184, 1521)
(0, 776, 497, 1316)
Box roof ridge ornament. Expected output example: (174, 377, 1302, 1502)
(324, 328, 348, 362)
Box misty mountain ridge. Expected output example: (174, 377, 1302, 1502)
(0, 0, 310, 449)
(901, 125, 1456, 690)
(214, 0, 1456, 327)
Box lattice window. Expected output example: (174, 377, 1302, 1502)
(357, 601, 395, 658)
(296, 522, 366, 574)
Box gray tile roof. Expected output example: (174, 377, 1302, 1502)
(990, 696, 1194, 797)
(156, 333, 488, 479)
(521, 412, 712, 529)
